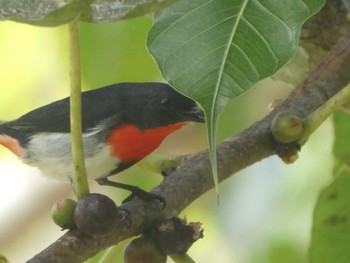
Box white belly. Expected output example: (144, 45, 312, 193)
(22, 132, 120, 182)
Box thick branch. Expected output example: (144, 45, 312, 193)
(27, 27, 350, 263)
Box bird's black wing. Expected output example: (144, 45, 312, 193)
(5, 84, 129, 134)
(2, 82, 176, 140)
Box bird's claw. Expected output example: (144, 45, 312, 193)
(123, 190, 166, 209)
(119, 208, 132, 227)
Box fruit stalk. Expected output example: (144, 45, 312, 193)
(68, 16, 90, 198)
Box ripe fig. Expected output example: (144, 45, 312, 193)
(74, 193, 119, 237)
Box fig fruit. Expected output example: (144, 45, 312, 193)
(74, 193, 119, 237)
(51, 198, 77, 229)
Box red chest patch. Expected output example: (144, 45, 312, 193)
(107, 123, 187, 163)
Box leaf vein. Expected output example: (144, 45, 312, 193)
(231, 42, 259, 78)
(151, 0, 213, 53)
(255, 0, 292, 33)
(171, 44, 228, 81)
(164, 14, 237, 79)
(212, 0, 250, 117)
(241, 17, 278, 66)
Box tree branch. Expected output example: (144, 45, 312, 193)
(27, 25, 350, 263)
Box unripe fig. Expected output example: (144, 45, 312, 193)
(74, 193, 119, 237)
(51, 198, 77, 229)
(124, 235, 166, 263)
(271, 111, 303, 143)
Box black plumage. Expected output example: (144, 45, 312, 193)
(0, 82, 204, 146)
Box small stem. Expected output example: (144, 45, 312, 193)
(299, 84, 350, 144)
(170, 253, 196, 263)
(68, 19, 90, 199)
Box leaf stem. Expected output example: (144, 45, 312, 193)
(68, 18, 90, 199)
(299, 84, 350, 144)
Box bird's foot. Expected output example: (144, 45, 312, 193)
(123, 189, 166, 209)
(97, 177, 166, 208)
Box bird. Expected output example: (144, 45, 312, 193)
(0, 82, 205, 201)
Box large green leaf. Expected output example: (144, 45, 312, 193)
(0, 0, 178, 26)
(309, 111, 350, 263)
(147, 0, 325, 193)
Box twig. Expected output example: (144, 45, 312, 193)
(300, 84, 350, 144)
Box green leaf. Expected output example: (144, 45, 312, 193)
(147, 0, 325, 194)
(0, 0, 178, 26)
(309, 111, 350, 263)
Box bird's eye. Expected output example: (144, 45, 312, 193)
(161, 98, 169, 104)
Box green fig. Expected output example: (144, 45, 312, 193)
(271, 111, 304, 143)
(51, 199, 77, 229)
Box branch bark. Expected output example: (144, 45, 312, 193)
(27, 26, 350, 263)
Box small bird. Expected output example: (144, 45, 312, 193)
(0, 82, 205, 200)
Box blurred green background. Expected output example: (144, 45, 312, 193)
(0, 17, 333, 263)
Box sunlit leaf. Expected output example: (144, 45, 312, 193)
(309, 111, 350, 263)
(147, 0, 325, 193)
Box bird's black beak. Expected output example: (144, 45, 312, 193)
(182, 105, 205, 123)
